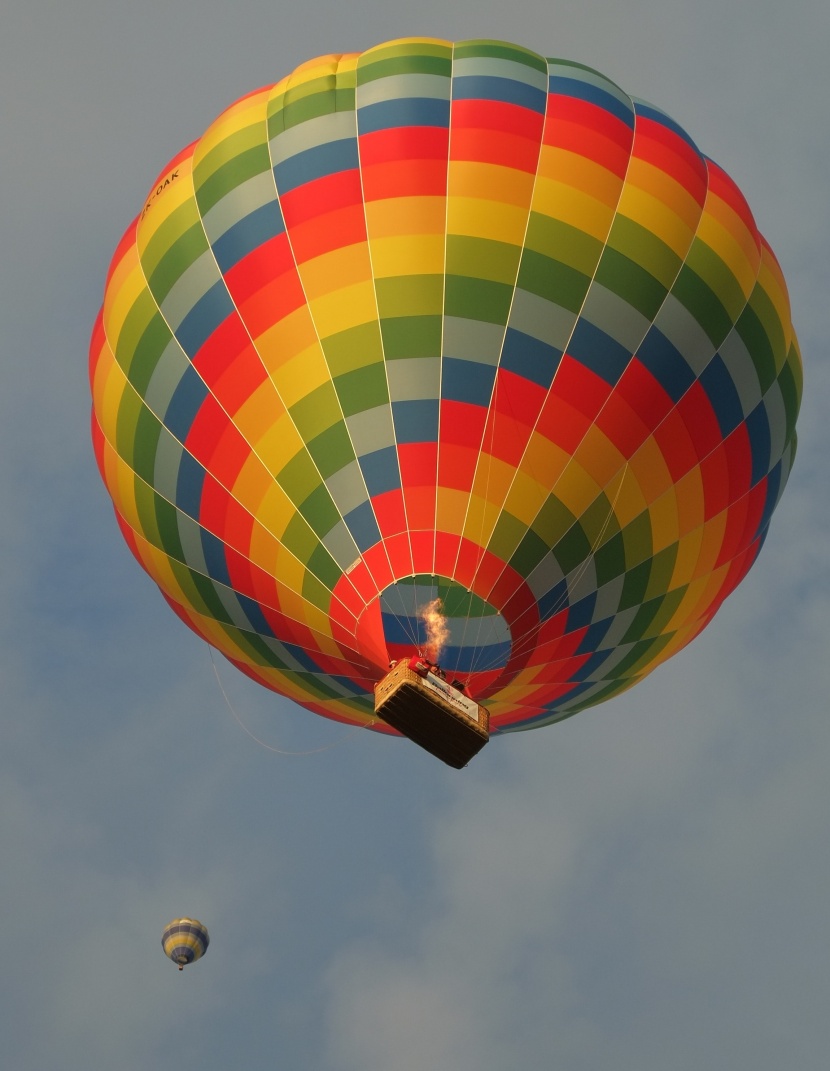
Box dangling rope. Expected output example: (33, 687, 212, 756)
(208, 647, 378, 756)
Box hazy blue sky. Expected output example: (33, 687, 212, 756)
(1, 2, 828, 1068)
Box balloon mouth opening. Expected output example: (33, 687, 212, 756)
(378, 575, 511, 691)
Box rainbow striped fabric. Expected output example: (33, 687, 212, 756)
(90, 38, 801, 735)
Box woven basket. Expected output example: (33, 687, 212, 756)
(374, 660, 490, 769)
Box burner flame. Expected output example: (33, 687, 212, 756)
(420, 597, 450, 662)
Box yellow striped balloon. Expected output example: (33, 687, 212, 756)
(91, 38, 801, 738)
(162, 918, 210, 970)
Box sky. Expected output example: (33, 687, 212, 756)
(1, 1, 828, 1068)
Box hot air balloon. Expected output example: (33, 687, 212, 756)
(162, 917, 210, 970)
(90, 38, 801, 766)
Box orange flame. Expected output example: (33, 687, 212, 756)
(420, 597, 450, 662)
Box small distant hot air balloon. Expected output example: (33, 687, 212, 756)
(162, 918, 210, 971)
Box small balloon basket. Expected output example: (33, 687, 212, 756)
(374, 657, 489, 769)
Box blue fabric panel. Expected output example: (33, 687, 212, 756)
(501, 328, 560, 388)
(392, 399, 439, 443)
(547, 76, 635, 127)
(200, 527, 231, 586)
(537, 579, 569, 621)
(274, 138, 360, 192)
(165, 365, 209, 441)
(633, 101, 700, 152)
(575, 616, 615, 654)
(236, 591, 277, 637)
(344, 500, 382, 551)
(452, 75, 546, 113)
(566, 591, 597, 631)
(568, 318, 632, 386)
(176, 281, 235, 357)
(746, 400, 772, 485)
(357, 97, 450, 133)
(637, 326, 696, 402)
(174, 449, 205, 520)
(360, 446, 401, 497)
(212, 201, 285, 273)
(441, 358, 495, 406)
(699, 352, 744, 436)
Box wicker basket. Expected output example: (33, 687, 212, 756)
(374, 659, 490, 769)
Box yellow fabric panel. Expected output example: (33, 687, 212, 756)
(532, 174, 619, 241)
(369, 232, 446, 277)
(255, 307, 325, 378)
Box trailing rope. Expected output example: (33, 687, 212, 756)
(208, 647, 378, 756)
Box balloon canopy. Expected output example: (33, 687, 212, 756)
(162, 918, 210, 970)
(90, 38, 801, 736)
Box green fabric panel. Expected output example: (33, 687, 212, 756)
(146, 223, 210, 303)
(605, 214, 681, 293)
(290, 382, 342, 440)
(508, 527, 550, 577)
(643, 543, 679, 602)
(777, 353, 800, 442)
(188, 566, 236, 625)
(735, 302, 777, 394)
(444, 275, 514, 324)
(621, 588, 678, 644)
(611, 633, 673, 678)
(165, 558, 214, 620)
(122, 306, 171, 394)
(322, 321, 385, 375)
(299, 482, 342, 537)
(303, 552, 340, 598)
(229, 627, 294, 671)
(524, 213, 604, 277)
(194, 121, 269, 184)
(114, 388, 143, 463)
(531, 496, 578, 549)
(445, 236, 523, 285)
(553, 521, 593, 576)
(633, 587, 686, 642)
(746, 281, 788, 375)
(278, 450, 321, 505)
(516, 250, 590, 312)
(357, 49, 453, 82)
(291, 671, 343, 701)
(280, 513, 318, 565)
(380, 315, 442, 359)
(487, 510, 528, 560)
(576, 493, 623, 552)
(140, 201, 203, 281)
(131, 477, 161, 550)
(194, 143, 273, 215)
(671, 264, 733, 348)
(131, 406, 163, 484)
(154, 493, 185, 562)
(684, 239, 746, 329)
(274, 86, 336, 130)
(375, 274, 443, 317)
(594, 531, 627, 586)
(785, 340, 803, 404)
(618, 558, 652, 612)
(334, 364, 390, 416)
(620, 510, 654, 569)
(594, 245, 669, 322)
(453, 40, 548, 72)
(307, 422, 356, 479)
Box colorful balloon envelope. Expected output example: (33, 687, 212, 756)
(162, 918, 210, 970)
(90, 38, 802, 739)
